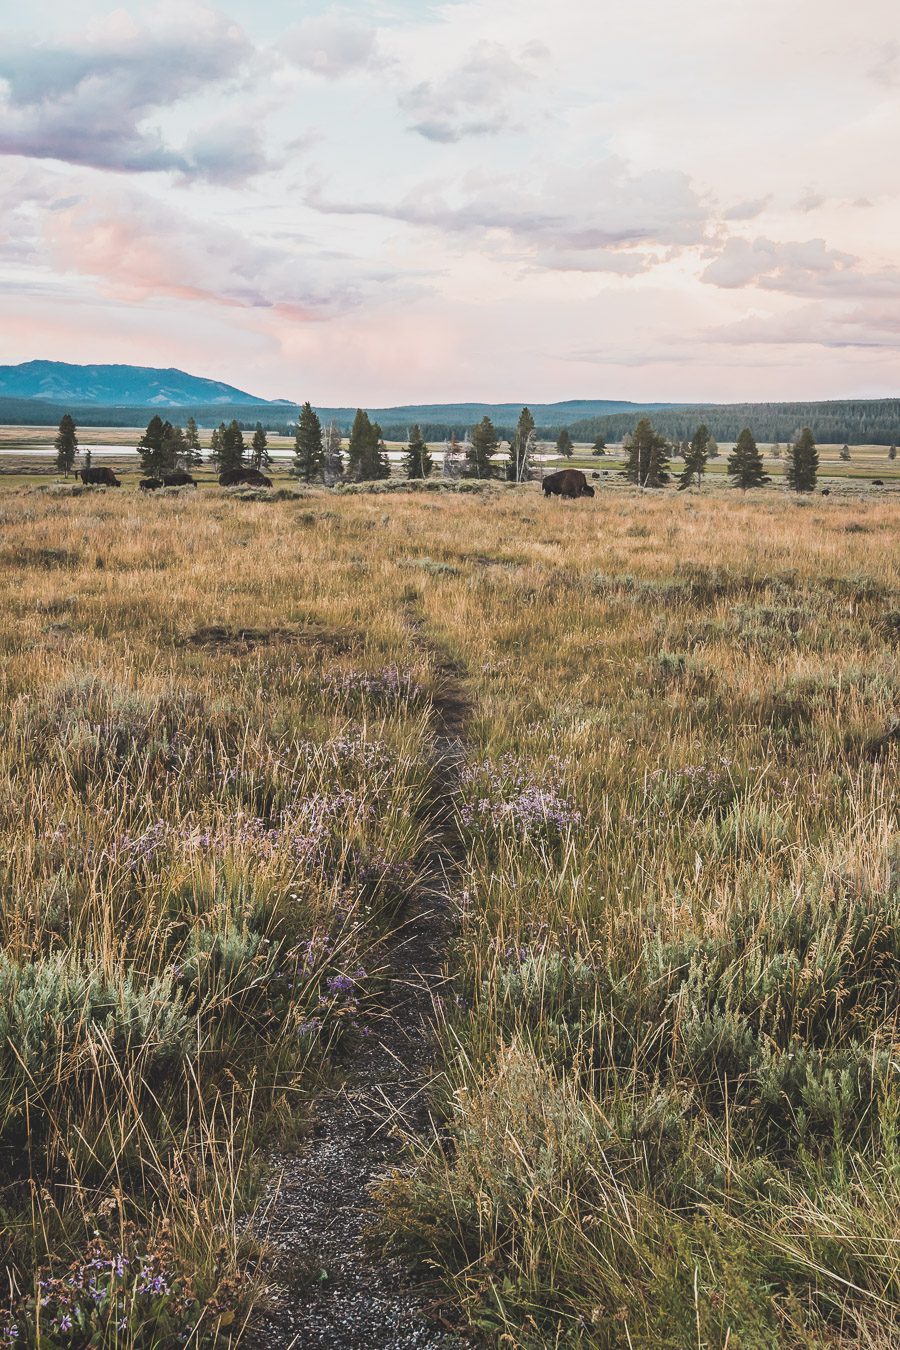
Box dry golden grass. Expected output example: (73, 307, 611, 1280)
(0, 478, 897, 1346)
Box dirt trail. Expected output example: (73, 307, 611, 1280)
(246, 636, 472, 1349)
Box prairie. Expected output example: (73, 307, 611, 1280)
(0, 477, 897, 1346)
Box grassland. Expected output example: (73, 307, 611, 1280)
(0, 473, 897, 1346)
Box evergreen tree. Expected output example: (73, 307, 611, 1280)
(840, 444, 851, 461)
(468, 416, 499, 478)
(786, 427, 818, 492)
(727, 427, 769, 489)
(251, 423, 270, 471)
(293, 402, 325, 481)
(592, 435, 606, 456)
(54, 413, 78, 478)
(323, 420, 344, 484)
(556, 427, 574, 458)
(210, 423, 225, 470)
(678, 423, 710, 491)
(403, 424, 432, 479)
(219, 420, 245, 474)
(889, 444, 897, 461)
(345, 409, 389, 481)
(772, 440, 783, 458)
(83, 447, 92, 472)
(185, 417, 203, 467)
(371, 422, 391, 479)
(625, 418, 670, 488)
(162, 423, 188, 472)
(137, 415, 174, 477)
(508, 407, 536, 482)
(707, 436, 720, 458)
(346, 409, 371, 481)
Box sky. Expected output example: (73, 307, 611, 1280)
(1, 0, 899, 405)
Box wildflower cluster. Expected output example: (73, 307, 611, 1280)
(457, 755, 582, 842)
(323, 665, 424, 706)
(0, 1221, 236, 1347)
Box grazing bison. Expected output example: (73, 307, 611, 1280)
(872, 479, 884, 486)
(139, 477, 163, 491)
(162, 471, 196, 487)
(219, 468, 272, 488)
(821, 488, 830, 496)
(542, 468, 595, 499)
(80, 466, 120, 487)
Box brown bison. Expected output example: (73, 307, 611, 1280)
(80, 466, 121, 487)
(542, 469, 594, 499)
(139, 477, 163, 491)
(219, 468, 272, 488)
(162, 471, 196, 487)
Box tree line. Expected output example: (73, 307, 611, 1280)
(623, 418, 820, 491)
(570, 400, 900, 447)
(50, 408, 850, 494)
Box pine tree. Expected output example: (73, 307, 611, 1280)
(403, 424, 432, 479)
(889, 444, 897, 461)
(345, 409, 389, 481)
(162, 424, 188, 473)
(185, 417, 203, 467)
(556, 428, 574, 458)
(219, 420, 245, 474)
(625, 418, 670, 488)
(323, 420, 344, 484)
(83, 447, 92, 472)
(210, 423, 225, 470)
(786, 427, 818, 492)
(468, 416, 499, 478)
(251, 423, 270, 471)
(137, 415, 174, 477)
(728, 427, 769, 489)
(54, 414, 78, 477)
(678, 424, 710, 491)
(707, 436, 720, 458)
(840, 444, 851, 461)
(293, 402, 325, 481)
(592, 435, 606, 456)
(346, 409, 371, 481)
(508, 407, 536, 482)
(372, 422, 391, 479)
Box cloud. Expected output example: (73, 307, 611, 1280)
(0, 4, 262, 181)
(716, 301, 900, 351)
(307, 157, 711, 271)
(399, 40, 545, 142)
(281, 15, 381, 79)
(702, 236, 900, 300)
(37, 184, 382, 319)
(724, 197, 771, 221)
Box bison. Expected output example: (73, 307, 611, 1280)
(80, 466, 121, 487)
(219, 468, 272, 488)
(139, 477, 163, 491)
(872, 479, 884, 486)
(162, 471, 196, 487)
(542, 469, 595, 500)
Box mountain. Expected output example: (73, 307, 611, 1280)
(0, 361, 291, 408)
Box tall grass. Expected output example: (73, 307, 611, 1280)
(0, 481, 897, 1345)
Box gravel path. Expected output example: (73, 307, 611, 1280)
(245, 646, 473, 1349)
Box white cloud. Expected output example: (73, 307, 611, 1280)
(281, 15, 381, 79)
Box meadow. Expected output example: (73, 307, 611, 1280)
(0, 471, 897, 1346)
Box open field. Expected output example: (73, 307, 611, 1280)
(0, 477, 897, 1346)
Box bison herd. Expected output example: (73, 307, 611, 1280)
(79, 467, 273, 490)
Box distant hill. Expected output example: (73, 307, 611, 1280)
(569, 399, 900, 447)
(0, 361, 291, 408)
